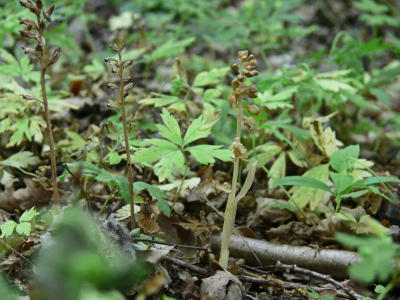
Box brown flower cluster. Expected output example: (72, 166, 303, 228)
(19, 0, 59, 67)
(227, 50, 259, 108)
(105, 44, 134, 100)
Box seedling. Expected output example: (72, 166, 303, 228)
(219, 51, 259, 269)
(105, 43, 136, 229)
(19, 0, 60, 205)
(0, 207, 39, 238)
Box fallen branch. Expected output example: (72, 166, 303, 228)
(211, 235, 360, 279)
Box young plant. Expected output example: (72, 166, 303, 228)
(0, 207, 39, 238)
(105, 43, 136, 229)
(219, 51, 259, 269)
(132, 108, 232, 183)
(19, 0, 60, 205)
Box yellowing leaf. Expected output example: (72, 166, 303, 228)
(290, 164, 330, 210)
(268, 152, 286, 192)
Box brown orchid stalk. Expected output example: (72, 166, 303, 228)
(105, 44, 136, 229)
(219, 51, 259, 269)
(19, 0, 60, 206)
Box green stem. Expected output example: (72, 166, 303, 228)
(173, 161, 189, 209)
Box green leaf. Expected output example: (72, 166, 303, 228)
(186, 145, 232, 164)
(19, 207, 39, 223)
(256, 87, 296, 110)
(15, 222, 31, 236)
(0, 221, 17, 238)
(108, 150, 122, 165)
(148, 37, 195, 61)
(362, 176, 400, 185)
(154, 150, 185, 182)
(336, 233, 398, 284)
(315, 78, 356, 93)
(330, 145, 359, 173)
(273, 176, 333, 193)
(157, 108, 182, 145)
(95, 171, 116, 188)
(354, 0, 388, 14)
(115, 175, 130, 203)
(330, 172, 354, 194)
(132, 142, 178, 164)
(183, 115, 211, 146)
(134, 182, 171, 216)
(139, 95, 185, 112)
(192, 67, 230, 87)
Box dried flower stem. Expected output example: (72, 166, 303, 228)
(19, 0, 59, 206)
(106, 45, 136, 229)
(119, 51, 136, 229)
(219, 51, 258, 269)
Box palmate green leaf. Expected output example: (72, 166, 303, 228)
(183, 115, 211, 146)
(139, 94, 185, 112)
(157, 108, 182, 145)
(19, 207, 39, 223)
(0, 221, 17, 238)
(192, 67, 230, 87)
(186, 145, 232, 164)
(0, 151, 39, 170)
(336, 233, 398, 284)
(15, 222, 31, 236)
(7, 118, 30, 147)
(134, 182, 170, 216)
(154, 150, 185, 182)
(147, 37, 195, 61)
(256, 87, 296, 110)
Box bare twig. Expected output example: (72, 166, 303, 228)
(164, 256, 209, 276)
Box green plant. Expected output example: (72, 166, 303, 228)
(354, 0, 399, 30)
(0, 207, 39, 238)
(61, 162, 171, 217)
(19, 0, 60, 206)
(219, 50, 259, 269)
(132, 108, 232, 182)
(105, 43, 137, 229)
(336, 232, 399, 299)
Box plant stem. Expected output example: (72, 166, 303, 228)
(219, 99, 243, 269)
(173, 161, 188, 209)
(118, 51, 136, 229)
(37, 12, 59, 206)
